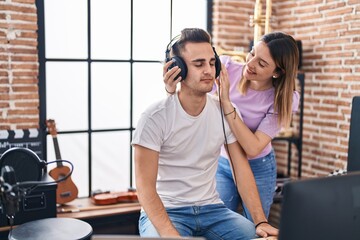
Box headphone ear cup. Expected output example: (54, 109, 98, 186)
(168, 56, 187, 81)
(213, 47, 221, 78)
(215, 55, 221, 78)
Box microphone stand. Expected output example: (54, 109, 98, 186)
(0, 166, 20, 226)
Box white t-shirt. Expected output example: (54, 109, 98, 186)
(132, 93, 237, 208)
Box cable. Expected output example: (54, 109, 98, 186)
(8, 224, 13, 239)
(11, 159, 74, 194)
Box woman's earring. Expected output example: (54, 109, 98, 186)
(273, 75, 277, 78)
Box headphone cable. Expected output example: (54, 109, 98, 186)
(11, 159, 74, 195)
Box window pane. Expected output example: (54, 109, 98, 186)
(91, 62, 130, 129)
(47, 133, 89, 198)
(46, 62, 88, 131)
(133, 62, 165, 127)
(91, 0, 131, 60)
(133, 0, 171, 61)
(42, 0, 209, 198)
(172, 0, 207, 36)
(91, 132, 131, 192)
(44, 0, 88, 59)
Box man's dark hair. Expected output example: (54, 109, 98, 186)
(171, 28, 211, 57)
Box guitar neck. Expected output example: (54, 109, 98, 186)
(52, 137, 63, 166)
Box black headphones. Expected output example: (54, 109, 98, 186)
(165, 35, 222, 81)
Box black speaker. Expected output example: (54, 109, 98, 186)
(347, 96, 360, 172)
(0, 147, 46, 182)
(165, 36, 221, 81)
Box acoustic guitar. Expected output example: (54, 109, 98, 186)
(46, 119, 79, 204)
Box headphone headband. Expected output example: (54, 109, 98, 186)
(164, 35, 221, 80)
(165, 34, 181, 62)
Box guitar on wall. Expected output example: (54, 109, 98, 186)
(46, 119, 79, 204)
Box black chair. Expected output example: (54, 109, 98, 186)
(347, 96, 360, 172)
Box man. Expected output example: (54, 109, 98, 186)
(132, 28, 278, 239)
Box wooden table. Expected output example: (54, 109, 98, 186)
(57, 197, 141, 219)
(57, 198, 141, 235)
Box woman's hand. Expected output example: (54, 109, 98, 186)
(163, 60, 182, 94)
(215, 63, 231, 103)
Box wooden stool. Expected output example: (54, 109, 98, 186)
(9, 217, 92, 240)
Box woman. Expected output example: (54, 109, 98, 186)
(215, 32, 300, 221)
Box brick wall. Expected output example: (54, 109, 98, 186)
(213, 0, 255, 51)
(0, 0, 38, 130)
(213, 0, 360, 178)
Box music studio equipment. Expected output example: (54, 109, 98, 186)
(347, 96, 360, 172)
(165, 35, 222, 81)
(278, 171, 360, 240)
(0, 147, 91, 239)
(0, 147, 46, 182)
(0, 147, 57, 227)
(0, 166, 19, 225)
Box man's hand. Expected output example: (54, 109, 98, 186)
(163, 60, 181, 94)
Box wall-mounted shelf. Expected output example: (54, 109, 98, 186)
(273, 72, 305, 178)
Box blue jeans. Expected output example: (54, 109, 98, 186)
(139, 204, 256, 239)
(216, 150, 277, 221)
